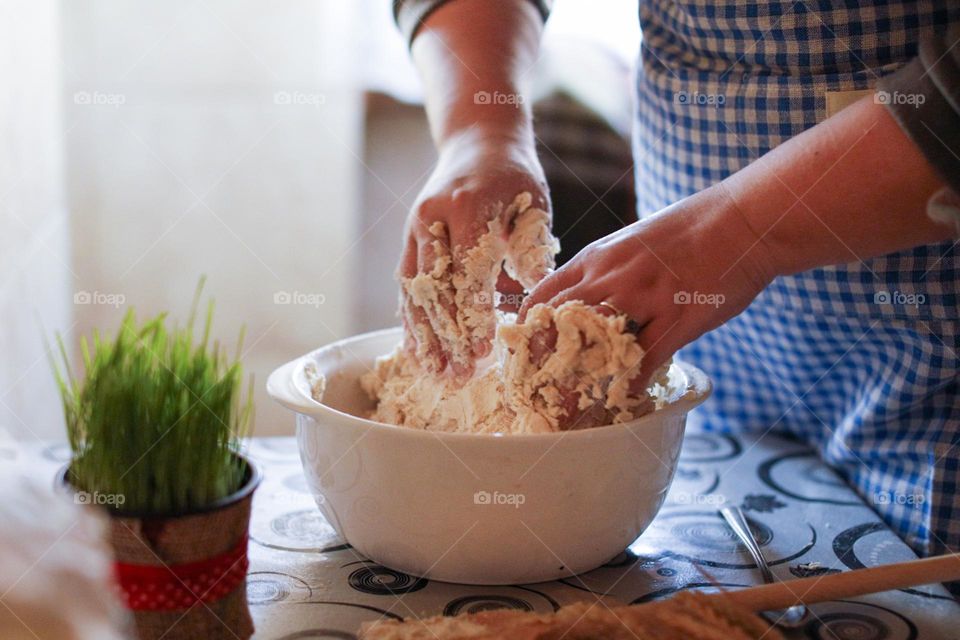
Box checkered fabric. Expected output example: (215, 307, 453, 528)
(633, 0, 960, 558)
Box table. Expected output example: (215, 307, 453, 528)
(21, 433, 960, 638)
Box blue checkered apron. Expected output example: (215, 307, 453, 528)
(633, 0, 960, 557)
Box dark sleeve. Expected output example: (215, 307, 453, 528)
(877, 25, 960, 194)
(393, 0, 552, 49)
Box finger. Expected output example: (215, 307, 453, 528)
(504, 197, 559, 290)
(519, 261, 582, 320)
(403, 294, 446, 373)
(630, 317, 683, 394)
(398, 233, 418, 280)
(545, 287, 592, 311)
(397, 235, 420, 355)
(415, 225, 462, 368)
(446, 219, 500, 362)
(446, 209, 489, 261)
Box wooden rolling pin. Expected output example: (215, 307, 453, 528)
(717, 552, 960, 611)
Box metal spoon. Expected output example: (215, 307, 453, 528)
(720, 505, 809, 628)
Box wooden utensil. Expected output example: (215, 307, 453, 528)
(716, 552, 960, 612)
(360, 554, 960, 639)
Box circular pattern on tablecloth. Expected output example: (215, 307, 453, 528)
(804, 601, 917, 640)
(655, 510, 772, 551)
(283, 471, 311, 494)
(251, 508, 345, 553)
(679, 434, 742, 463)
(443, 595, 534, 616)
(247, 571, 312, 604)
(757, 451, 860, 505)
(667, 466, 721, 504)
(639, 510, 815, 568)
(347, 565, 428, 596)
(801, 458, 847, 487)
(631, 582, 749, 604)
(833, 522, 953, 601)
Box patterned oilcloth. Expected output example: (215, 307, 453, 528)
(632, 0, 960, 560)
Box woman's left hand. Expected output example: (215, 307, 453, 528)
(520, 183, 779, 391)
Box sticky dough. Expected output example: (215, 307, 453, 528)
(399, 193, 558, 371)
(360, 193, 667, 434)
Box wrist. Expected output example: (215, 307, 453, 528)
(437, 122, 539, 169)
(439, 110, 533, 152)
(712, 181, 780, 288)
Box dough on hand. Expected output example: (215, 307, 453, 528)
(399, 193, 558, 372)
(364, 193, 664, 434)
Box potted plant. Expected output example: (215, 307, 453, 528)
(52, 284, 259, 640)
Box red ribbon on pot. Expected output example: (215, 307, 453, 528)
(114, 534, 249, 611)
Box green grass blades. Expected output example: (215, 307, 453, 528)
(52, 282, 253, 514)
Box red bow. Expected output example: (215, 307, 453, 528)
(114, 534, 249, 611)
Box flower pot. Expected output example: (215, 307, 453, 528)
(57, 455, 261, 640)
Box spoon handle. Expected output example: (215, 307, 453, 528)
(713, 553, 960, 612)
(720, 506, 775, 584)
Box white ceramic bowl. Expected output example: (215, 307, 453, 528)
(267, 327, 711, 585)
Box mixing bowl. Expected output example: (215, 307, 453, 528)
(267, 327, 711, 584)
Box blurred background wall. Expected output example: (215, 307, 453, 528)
(2, 0, 638, 440)
(0, 0, 70, 444)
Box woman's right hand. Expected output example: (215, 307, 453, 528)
(398, 127, 553, 377)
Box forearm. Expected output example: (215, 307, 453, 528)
(410, 0, 543, 151)
(722, 97, 955, 278)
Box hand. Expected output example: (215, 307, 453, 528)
(520, 183, 778, 391)
(399, 127, 555, 376)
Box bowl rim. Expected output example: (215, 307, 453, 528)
(267, 327, 712, 441)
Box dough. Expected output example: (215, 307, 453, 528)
(399, 193, 560, 372)
(361, 301, 668, 434)
(362, 193, 665, 434)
